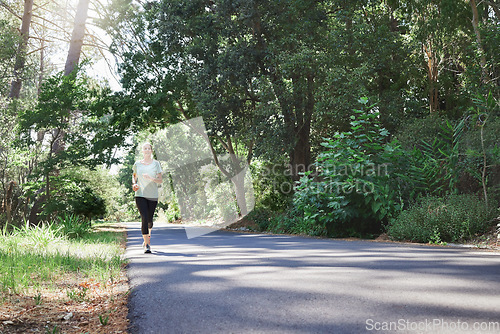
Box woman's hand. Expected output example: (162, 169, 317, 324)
(132, 183, 139, 192)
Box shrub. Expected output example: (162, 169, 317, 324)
(250, 160, 294, 212)
(58, 213, 92, 239)
(13, 221, 64, 248)
(71, 186, 106, 221)
(293, 98, 404, 237)
(23, 175, 106, 222)
(266, 213, 326, 236)
(395, 116, 447, 151)
(244, 207, 274, 231)
(387, 194, 496, 243)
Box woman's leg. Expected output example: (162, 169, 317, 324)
(146, 200, 158, 245)
(135, 197, 152, 252)
(135, 197, 150, 236)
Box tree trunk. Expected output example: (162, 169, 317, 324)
(469, 0, 489, 83)
(4, 181, 15, 224)
(249, 5, 313, 181)
(424, 43, 439, 114)
(289, 74, 313, 179)
(64, 0, 90, 76)
(56, 0, 90, 152)
(231, 167, 248, 217)
(269, 72, 312, 180)
(9, 0, 33, 99)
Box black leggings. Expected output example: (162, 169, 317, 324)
(135, 197, 158, 235)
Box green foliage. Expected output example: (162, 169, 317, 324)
(12, 69, 127, 225)
(70, 166, 129, 220)
(243, 207, 275, 232)
(58, 214, 92, 239)
(316, 3, 415, 136)
(157, 199, 181, 223)
(0, 99, 36, 226)
(33, 292, 42, 305)
(462, 93, 500, 203)
(103, 0, 329, 173)
(71, 186, 106, 221)
(387, 194, 497, 243)
(409, 118, 465, 197)
(293, 176, 348, 236)
(12, 221, 63, 249)
(250, 160, 293, 212)
(23, 174, 106, 222)
(293, 99, 404, 237)
(266, 213, 325, 236)
(395, 93, 500, 206)
(18, 69, 123, 172)
(0, 222, 125, 295)
(0, 18, 19, 95)
(395, 116, 449, 151)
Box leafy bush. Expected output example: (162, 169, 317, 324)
(293, 98, 404, 237)
(157, 200, 181, 223)
(58, 213, 92, 239)
(23, 175, 106, 222)
(265, 213, 326, 236)
(406, 118, 465, 198)
(244, 207, 274, 231)
(250, 160, 294, 212)
(387, 194, 496, 243)
(71, 186, 106, 221)
(395, 116, 447, 151)
(12, 221, 63, 248)
(396, 93, 500, 204)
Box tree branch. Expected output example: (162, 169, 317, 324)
(0, 1, 22, 20)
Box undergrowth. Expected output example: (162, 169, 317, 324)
(0, 219, 125, 296)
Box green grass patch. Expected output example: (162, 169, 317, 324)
(0, 221, 126, 296)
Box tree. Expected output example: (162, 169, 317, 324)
(64, 0, 89, 76)
(104, 0, 258, 217)
(8, 0, 33, 99)
(105, 0, 330, 179)
(397, 0, 478, 115)
(0, 16, 19, 96)
(469, 0, 489, 84)
(27, 0, 95, 224)
(314, 1, 415, 137)
(18, 69, 122, 221)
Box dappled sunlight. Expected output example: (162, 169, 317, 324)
(0, 270, 129, 334)
(0, 222, 129, 333)
(125, 223, 500, 333)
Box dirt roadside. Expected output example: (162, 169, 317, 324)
(0, 225, 130, 334)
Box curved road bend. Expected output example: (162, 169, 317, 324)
(125, 221, 500, 334)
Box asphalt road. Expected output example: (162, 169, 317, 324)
(125, 221, 500, 334)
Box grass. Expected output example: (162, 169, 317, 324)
(0, 221, 125, 296)
(0, 220, 130, 333)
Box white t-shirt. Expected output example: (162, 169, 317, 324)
(133, 160, 163, 200)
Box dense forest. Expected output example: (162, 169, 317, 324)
(1, 0, 499, 243)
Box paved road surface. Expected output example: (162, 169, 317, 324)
(125, 222, 500, 334)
